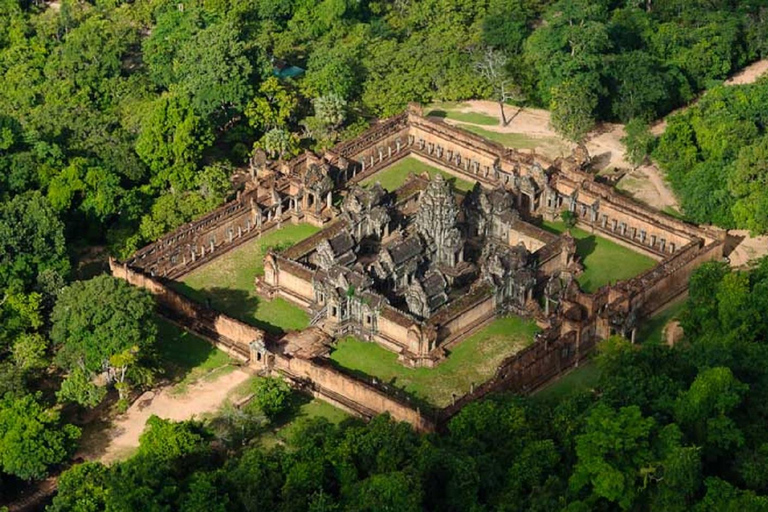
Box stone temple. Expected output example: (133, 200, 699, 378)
(112, 103, 728, 430)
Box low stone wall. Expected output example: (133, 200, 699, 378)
(430, 285, 496, 346)
(275, 355, 435, 432)
(438, 327, 591, 421)
(111, 259, 437, 431)
(110, 260, 257, 360)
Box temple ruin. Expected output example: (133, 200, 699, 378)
(112, 104, 727, 431)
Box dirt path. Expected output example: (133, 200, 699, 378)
(651, 58, 768, 136)
(726, 230, 768, 268)
(78, 368, 251, 464)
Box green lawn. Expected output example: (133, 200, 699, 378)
(155, 318, 236, 394)
(175, 223, 319, 334)
(426, 108, 500, 126)
(362, 156, 475, 193)
(459, 125, 569, 158)
(329, 316, 539, 408)
(542, 221, 656, 293)
(636, 298, 686, 345)
(532, 360, 601, 402)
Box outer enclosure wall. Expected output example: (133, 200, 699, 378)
(275, 356, 434, 431)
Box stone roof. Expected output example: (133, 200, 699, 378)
(329, 230, 355, 256)
(387, 236, 423, 266)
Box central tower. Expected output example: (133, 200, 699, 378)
(415, 174, 463, 268)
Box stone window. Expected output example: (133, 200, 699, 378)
(650, 235, 657, 246)
(669, 243, 676, 253)
(366, 314, 372, 325)
(660, 238, 666, 252)
(332, 306, 338, 318)
(601, 214, 608, 227)
(612, 219, 618, 231)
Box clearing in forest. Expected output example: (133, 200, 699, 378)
(329, 316, 539, 408)
(174, 223, 319, 334)
(77, 321, 247, 464)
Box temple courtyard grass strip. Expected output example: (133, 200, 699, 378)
(175, 223, 319, 334)
(532, 360, 601, 402)
(542, 221, 656, 293)
(362, 156, 475, 193)
(329, 316, 540, 408)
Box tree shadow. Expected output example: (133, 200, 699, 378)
(575, 235, 598, 261)
(156, 318, 226, 382)
(426, 109, 447, 119)
(589, 151, 613, 171)
(171, 283, 290, 336)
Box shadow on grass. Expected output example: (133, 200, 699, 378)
(426, 109, 447, 119)
(575, 235, 597, 260)
(170, 282, 289, 336)
(156, 319, 225, 382)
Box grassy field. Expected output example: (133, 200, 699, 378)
(362, 156, 474, 193)
(426, 108, 500, 126)
(636, 298, 687, 345)
(175, 223, 319, 334)
(155, 318, 236, 394)
(329, 316, 539, 408)
(532, 360, 601, 402)
(542, 220, 656, 292)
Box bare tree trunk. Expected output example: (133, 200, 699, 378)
(499, 101, 508, 126)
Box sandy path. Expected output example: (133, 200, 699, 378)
(651, 58, 768, 135)
(726, 230, 768, 268)
(81, 368, 251, 464)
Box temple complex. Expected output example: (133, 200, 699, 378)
(112, 104, 728, 430)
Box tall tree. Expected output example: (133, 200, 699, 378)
(51, 275, 157, 407)
(0, 392, 80, 480)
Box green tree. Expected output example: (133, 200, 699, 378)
(48, 461, 110, 512)
(258, 128, 300, 160)
(142, 3, 206, 87)
(51, 275, 157, 406)
(244, 76, 299, 132)
(346, 471, 422, 512)
(0, 392, 80, 480)
(174, 21, 255, 118)
(0, 191, 69, 292)
(252, 377, 291, 419)
(674, 367, 747, 454)
(622, 118, 655, 167)
(549, 77, 599, 142)
(57, 367, 107, 409)
(11, 332, 48, 372)
(728, 135, 768, 234)
(135, 93, 214, 192)
(570, 403, 656, 509)
(561, 209, 576, 228)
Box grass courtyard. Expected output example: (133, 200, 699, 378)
(329, 316, 539, 408)
(361, 156, 475, 193)
(542, 220, 656, 293)
(175, 223, 319, 334)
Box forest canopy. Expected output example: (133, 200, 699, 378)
(2, 0, 768, 505)
(48, 259, 768, 511)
